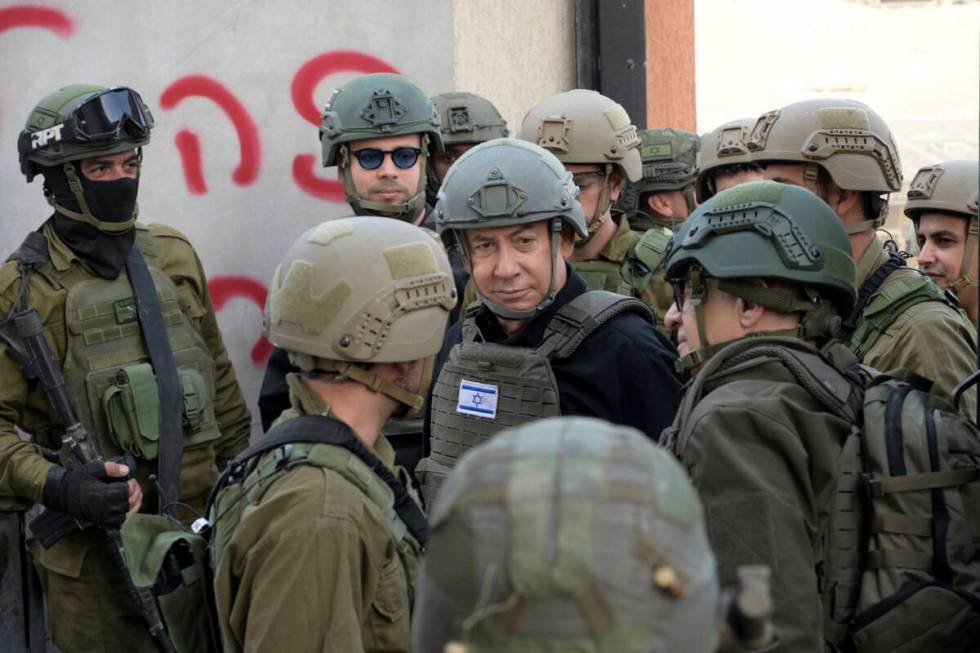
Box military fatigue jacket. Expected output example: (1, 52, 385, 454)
(214, 375, 415, 653)
(661, 338, 852, 652)
(853, 241, 977, 421)
(0, 222, 251, 510)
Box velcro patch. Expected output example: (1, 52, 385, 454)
(456, 379, 498, 418)
(308, 219, 354, 246)
(384, 242, 438, 279)
(818, 107, 870, 131)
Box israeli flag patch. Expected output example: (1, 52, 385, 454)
(456, 379, 498, 418)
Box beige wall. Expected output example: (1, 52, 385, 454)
(450, 0, 577, 136)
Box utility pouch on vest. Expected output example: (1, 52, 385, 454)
(103, 362, 219, 460)
(121, 514, 221, 653)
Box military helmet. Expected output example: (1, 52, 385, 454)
(413, 416, 720, 653)
(19, 85, 154, 182)
(434, 138, 586, 237)
(266, 216, 456, 365)
(618, 127, 699, 219)
(667, 180, 856, 315)
(905, 160, 979, 223)
(431, 92, 508, 147)
(746, 98, 902, 194)
(695, 118, 756, 203)
(518, 89, 642, 182)
(320, 73, 443, 167)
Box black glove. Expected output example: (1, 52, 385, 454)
(42, 460, 130, 528)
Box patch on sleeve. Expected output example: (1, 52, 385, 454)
(706, 492, 776, 582)
(456, 379, 498, 418)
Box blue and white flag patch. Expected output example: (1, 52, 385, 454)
(456, 379, 498, 418)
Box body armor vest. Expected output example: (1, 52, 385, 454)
(418, 291, 654, 505)
(33, 225, 221, 461)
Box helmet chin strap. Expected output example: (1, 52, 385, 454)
(339, 139, 430, 223)
(947, 217, 978, 296)
(48, 161, 138, 233)
(459, 218, 564, 321)
(576, 163, 614, 248)
(802, 163, 885, 235)
(289, 352, 426, 415)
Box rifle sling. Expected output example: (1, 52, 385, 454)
(125, 246, 183, 517)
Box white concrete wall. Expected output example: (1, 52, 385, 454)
(450, 0, 577, 136)
(0, 0, 454, 431)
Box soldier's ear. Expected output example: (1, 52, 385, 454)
(645, 192, 672, 219)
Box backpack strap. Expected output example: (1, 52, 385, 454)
(840, 251, 907, 341)
(536, 290, 655, 359)
(210, 415, 428, 545)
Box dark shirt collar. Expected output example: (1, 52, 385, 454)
(473, 264, 586, 347)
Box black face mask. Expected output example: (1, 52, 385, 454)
(41, 165, 138, 279)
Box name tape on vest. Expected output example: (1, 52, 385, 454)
(456, 379, 498, 418)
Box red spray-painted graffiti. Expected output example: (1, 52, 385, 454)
(0, 5, 74, 37)
(160, 75, 261, 193)
(290, 50, 399, 201)
(208, 275, 272, 365)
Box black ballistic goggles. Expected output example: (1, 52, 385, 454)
(71, 87, 155, 142)
(352, 147, 422, 170)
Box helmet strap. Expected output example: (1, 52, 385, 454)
(948, 217, 979, 294)
(47, 161, 138, 233)
(291, 354, 425, 414)
(576, 164, 614, 247)
(340, 138, 430, 223)
(682, 184, 698, 215)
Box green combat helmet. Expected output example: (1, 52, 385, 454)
(412, 416, 721, 653)
(320, 73, 444, 220)
(905, 160, 980, 295)
(265, 216, 458, 413)
(17, 84, 154, 231)
(427, 92, 509, 202)
(518, 89, 642, 243)
(746, 99, 903, 233)
(433, 138, 586, 320)
(665, 180, 857, 372)
(695, 117, 757, 203)
(618, 127, 699, 229)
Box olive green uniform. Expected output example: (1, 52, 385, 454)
(0, 222, 251, 651)
(661, 339, 851, 652)
(213, 374, 418, 653)
(852, 241, 977, 421)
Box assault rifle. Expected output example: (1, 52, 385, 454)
(14, 308, 177, 653)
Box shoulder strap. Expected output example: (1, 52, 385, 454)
(538, 290, 655, 359)
(839, 251, 907, 341)
(6, 231, 50, 318)
(126, 244, 184, 517)
(211, 415, 428, 545)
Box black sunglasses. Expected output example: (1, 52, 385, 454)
(351, 147, 422, 170)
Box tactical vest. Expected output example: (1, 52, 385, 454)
(572, 227, 671, 300)
(666, 337, 980, 652)
(844, 254, 969, 360)
(29, 225, 221, 461)
(418, 291, 654, 505)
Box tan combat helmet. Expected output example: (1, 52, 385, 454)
(746, 98, 903, 233)
(519, 89, 642, 242)
(905, 160, 980, 294)
(695, 118, 756, 203)
(265, 217, 457, 412)
(412, 416, 720, 653)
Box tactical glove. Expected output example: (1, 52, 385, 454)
(42, 460, 130, 528)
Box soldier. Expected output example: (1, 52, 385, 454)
(906, 160, 979, 324)
(617, 127, 700, 326)
(427, 91, 509, 205)
(660, 180, 857, 650)
(748, 98, 977, 419)
(258, 73, 458, 437)
(415, 139, 682, 505)
(0, 85, 251, 652)
(211, 217, 455, 652)
(695, 117, 763, 203)
(413, 416, 722, 653)
(513, 90, 670, 322)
